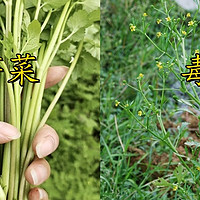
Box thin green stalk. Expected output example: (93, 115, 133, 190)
(0, 17, 5, 34)
(39, 40, 83, 129)
(41, 9, 52, 32)
(34, 0, 41, 20)
(0, 73, 4, 121)
(19, 39, 83, 199)
(0, 185, 6, 200)
(20, 1, 72, 172)
(5, 0, 12, 35)
(144, 33, 172, 59)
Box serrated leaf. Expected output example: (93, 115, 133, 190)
(154, 178, 172, 187)
(173, 165, 187, 184)
(81, 0, 100, 12)
(84, 24, 100, 60)
(22, 20, 41, 53)
(84, 41, 100, 60)
(185, 140, 200, 147)
(67, 10, 90, 32)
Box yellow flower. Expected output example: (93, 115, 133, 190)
(125, 104, 129, 108)
(186, 13, 191, 18)
(143, 13, 148, 17)
(156, 32, 162, 38)
(182, 30, 187, 36)
(197, 166, 200, 171)
(165, 16, 171, 22)
(130, 24, 136, 32)
(138, 111, 142, 116)
(157, 19, 162, 24)
(156, 62, 163, 70)
(173, 185, 178, 191)
(188, 20, 194, 26)
(115, 100, 120, 107)
(138, 73, 144, 78)
(195, 49, 199, 54)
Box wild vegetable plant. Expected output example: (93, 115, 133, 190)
(0, 0, 100, 199)
(114, 1, 200, 199)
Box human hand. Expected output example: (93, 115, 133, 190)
(0, 66, 68, 200)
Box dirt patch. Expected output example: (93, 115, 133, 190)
(127, 110, 200, 179)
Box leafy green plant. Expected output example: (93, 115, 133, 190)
(0, 0, 100, 199)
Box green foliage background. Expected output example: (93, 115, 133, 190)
(41, 48, 100, 200)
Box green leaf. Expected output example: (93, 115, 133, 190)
(173, 165, 187, 184)
(81, 0, 100, 12)
(22, 20, 41, 53)
(1, 32, 15, 60)
(154, 178, 172, 187)
(70, 28, 85, 42)
(84, 24, 100, 60)
(43, 0, 70, 9)
(22, 10, 31, 32)
(24, 0, 38, 9)
(67, 10, 90, 33)
(185, 140, 200, 148)
(88, 8, 100, 22)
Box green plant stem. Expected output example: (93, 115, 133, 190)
(144, 33, 172, 59)
(126, 108, 194, 176)
(41, 9, 52, 32)
(20, 2, 72, 173)
(39, 40, 83, 129)
(34, 0, 41, 20)
(0, 73, 4, 121)
(19, 39, 83, 199)
(0, 185, 6, 200)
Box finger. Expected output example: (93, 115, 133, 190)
(25, 158, 50, 186)
(32, 124, 59, 158)
(28, 188, 48, 200)
(0, 122, 20, 144)
(45, 66, 68, 89)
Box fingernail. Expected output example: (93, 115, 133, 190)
(38, 188, 44, 199)
(30, 169, 38, 185)
(36, 136, 55, 158)
(0, 122, 21, 139)
(30, 165, 47, 185)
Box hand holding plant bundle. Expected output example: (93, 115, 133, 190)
(0, 0, 100, 199)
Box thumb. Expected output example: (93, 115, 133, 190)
(0, 122, 21, 144)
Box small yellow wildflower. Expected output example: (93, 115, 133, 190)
(173, 185, 178, 191)
(138, 110, 142, 116)
(195, 49, 200, 54)
(197, 166, 200, 171)
(115, 100, 120, 107)
(182, 30, 187, 36)
(125, 104, 129, 108)
(188, 20, 194, 26)
(165, 16, 171, 22)
(157, 19, 162, 24)
(130, 24, 136, 32)
(156, 32, 162, 38)
(186, 13, 191, 18)
(156, 62, 163, 70)
(138, 73, 144, 78)
(143, 13, 148, 17)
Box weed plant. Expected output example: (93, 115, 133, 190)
(101, 0, 200, 199)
